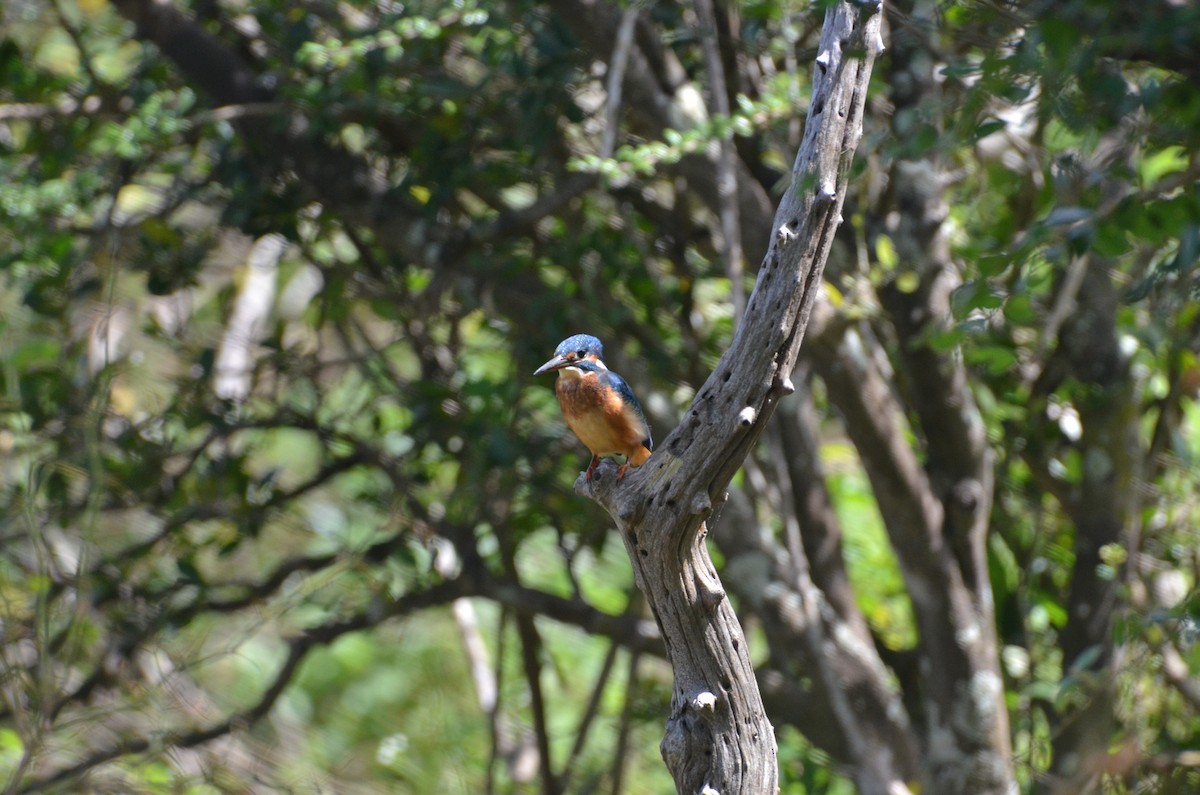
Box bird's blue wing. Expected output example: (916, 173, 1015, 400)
(606, 370, 653, 451)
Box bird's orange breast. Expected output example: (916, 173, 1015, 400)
(555, 370, 649, 461)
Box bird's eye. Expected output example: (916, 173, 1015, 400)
(577, 350, 586, 358)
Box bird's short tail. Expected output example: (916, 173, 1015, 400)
(629, 444, 652, 467)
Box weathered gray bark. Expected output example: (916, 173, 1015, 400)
(1029, 258, 1134, 795)
(789, 3, 1017, 791)
(579, 3, 885, 792)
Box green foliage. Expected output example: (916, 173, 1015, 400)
(1, 0, 1199, 792)
(825, 446, 916, 650)
(571, 85, 795, 181)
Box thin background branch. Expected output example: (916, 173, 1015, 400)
(694, 0, 746, 324)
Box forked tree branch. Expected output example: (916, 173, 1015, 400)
(579, 3, 885, 792)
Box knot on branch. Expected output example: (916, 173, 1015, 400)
(737, 406, 757, 427)
(662, 696, 721, 792)
(699, 581, 726, 610)
(662, 710, 705, 778)
(573, 470, 595, 498)
(695, 552, 728, 610)
(574, 459, 642, 521)
(948, 478, 984, 524)
(814, 50, 831, 74)
(776, 223, 797, 248)
(691, 690, 719, 714)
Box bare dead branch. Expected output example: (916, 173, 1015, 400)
(713, 485, 919, 795)
(775, 376, 864, 624)
(558, 641, 621, 792)
(514, 612, 557, 795)
(578, 3, 885, 791)
(545, 0, 776, 261)
(694, 0, 746, 323)
(601, 7, 640, 160)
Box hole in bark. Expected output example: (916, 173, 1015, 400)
(732, 638, 739, 650)
(627, 530, 638, 545)
(640, 549, 648, 558)
(720, 676, 732, 691)
(721, 371, 731, 383)
(812, 97, 825, 115)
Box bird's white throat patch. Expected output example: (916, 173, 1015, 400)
(558, 361, 606, 381)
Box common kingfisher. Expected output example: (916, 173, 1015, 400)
(534, 334, 653, 481)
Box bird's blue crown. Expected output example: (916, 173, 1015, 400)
(555, 334, 604, 359)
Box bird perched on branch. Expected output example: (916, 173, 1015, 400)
(534, 334, 653, 481)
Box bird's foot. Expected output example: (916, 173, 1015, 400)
(585, 456, 601, 481)
(616, 462, 630, 480)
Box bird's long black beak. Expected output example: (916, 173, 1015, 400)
(534, 354, 570, 376)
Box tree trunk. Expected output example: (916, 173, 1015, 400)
(581, 3, 885, 791)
